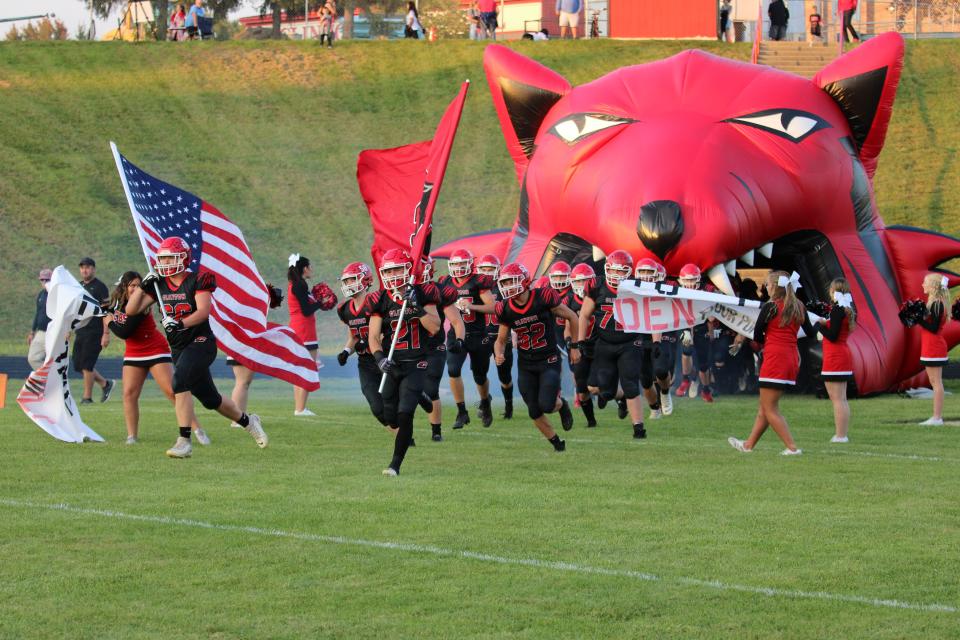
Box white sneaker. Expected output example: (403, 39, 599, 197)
(830, 436, 849, 443)
(165, 436, 192, 458)
(244, 414, 268, 448)
(689, 380, 700, 398)
(919, 417, 944, 426)
(194, 428, 211, 446)
(294, 409, 317, 417)
(781, 448, 803, 456)
(648, 408, 662, 421)
(660, 390, 673, 416)
(728, 437, 751, 453)
(125, 436, 138, 445)
(382, 467, 398, 477)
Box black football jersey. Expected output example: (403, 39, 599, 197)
(486, 287, 506, 338)
(425, 280, 458, 349)
(438, 273, 496, 338)
(494, 288, 563, 362)
(145, 271, 216, 352)
(552, 287, 573, 345)
(568, 293, 598, 350)
(337, 295, 374, 362)
(585, 282, 634, 344)
(368, 285, 441, 361)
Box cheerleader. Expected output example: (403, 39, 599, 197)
(106, 271, 205, 445)
(816, 278, 856, 442)
(917, 273, 950, 426)
(728, 271, 812, 455)
(287, 253, 325, 416)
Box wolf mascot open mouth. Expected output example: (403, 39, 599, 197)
(435, 33, 960, 395)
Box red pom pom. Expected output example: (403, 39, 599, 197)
(311, 282, 338, 311)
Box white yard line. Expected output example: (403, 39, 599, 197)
(0, 498, 954, 614)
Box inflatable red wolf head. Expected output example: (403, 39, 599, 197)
(435, 34, 960, 394)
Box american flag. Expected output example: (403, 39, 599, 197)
(110, 143, 320, 391)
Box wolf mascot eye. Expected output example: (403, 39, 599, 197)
(550, 114, 634, 145)
(726, 109, 829, 142)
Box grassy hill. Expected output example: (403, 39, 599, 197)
(0, 38, 957, 354)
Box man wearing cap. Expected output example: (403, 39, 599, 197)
(73, 257, 114, 403)
(26, 269, 53, 370)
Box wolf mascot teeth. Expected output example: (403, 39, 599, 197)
(435, 33, 960, 394)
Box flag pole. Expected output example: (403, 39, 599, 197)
(378, 272, 415, 393)
(109, 141, 168, 318)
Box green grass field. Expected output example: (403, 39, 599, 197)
(2, 377, 959, 638)
(1, 38, 958, 352)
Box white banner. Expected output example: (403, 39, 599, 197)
(17, 266, 106, 443)
(614, 280, 762, 338)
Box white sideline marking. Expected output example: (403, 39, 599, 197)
(459, 431, 954, 463)
(0, 498, 955, 614)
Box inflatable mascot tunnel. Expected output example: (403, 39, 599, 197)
(435, 33, 960, 395)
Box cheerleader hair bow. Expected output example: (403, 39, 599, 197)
(777, 271, 802, 291)
(833, 291, 853, 308)
(288, 253, 301, 268)
(941, 275, 949, 291)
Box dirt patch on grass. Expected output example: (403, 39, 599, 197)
(196, 47, 345, 88)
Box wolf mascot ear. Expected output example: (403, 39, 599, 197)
(484, 45, 572, 185)
(814, 32, 904, 179)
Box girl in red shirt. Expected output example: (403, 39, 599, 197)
(917, 273, 950, 426)
(816, 278, 855, 442)
(107, 271, 204, 445)
(729, 271, 811, 455)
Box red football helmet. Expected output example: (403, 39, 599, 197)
(570, 263, 596, 297)
(379, 249, 413, 291)
(155, 236, 191, 277)
(548, 261, 572, 290)
(604, 250, 634, 288)
(679, 263, 702, 289)
(340, 262, 373, 298)
(498, 262, 531, 300)
(476, 253, 502, 278)
(447, 248, 474, 279)
(635, 258, 659, 283)
(655, 262, 667, 282)
(419, 257, 434, 284)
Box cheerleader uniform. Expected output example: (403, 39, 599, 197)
(818, 305, 853, 381)
(108, 305, 172, 368)
(288, 279, 323, 352)
(754, 299, 812, 390)
(918, 301, 948, 367)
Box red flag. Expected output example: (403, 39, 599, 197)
(357, 81, 470, 276)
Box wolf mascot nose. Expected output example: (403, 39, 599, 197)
(637, 200, 683, 260)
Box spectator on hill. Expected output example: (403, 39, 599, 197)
(768, 0, 789, 41)
(719, 0, 733, 42)
(405, 2, 423, 39)
(839, 0, 860, 43)
(556, 0, 581, 39)
(27, 268, 52, 371)
(319, 5, 334, 47)
(467, 1, 483, 40)
(73, 257, 114, 404)
(169, 4, 187, 41)
(478, 0, 498, 40)
(185, 0, 205, 40)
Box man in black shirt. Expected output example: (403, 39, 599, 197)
(73, 257, 114, 404)
(27, 268, 52, 370)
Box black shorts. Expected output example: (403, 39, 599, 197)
(653, 340, 676, 382)
(71, 334, 103, 373)
(496, 341, 513, 386)
(692, 329, 713, 373)
(172, 338, 222, 410)
(593, 338, 643, 399)
(573, 352, 593, 394)
(381, 358, 428, 425)
(446, 333, 492, 385)
(123, 356, 173, 369)
(639, 342, 655, 390)
(517, 353, 562, 420)
(358, 356, 387, 424)
(424, 346, 447, 401)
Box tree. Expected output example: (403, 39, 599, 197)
(7, 18, 69, 40)
(82, 0, 245, 41)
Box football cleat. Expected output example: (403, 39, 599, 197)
(244, 414, 268, 448)
(632, 424, 647, 439)
(559, 398, 574, 431)
(676, 379, 691, 397)
(477, 398, 494, 428)
(382, 467, 398, 477)
(453, 411, 470, 429)
(502, 400, 513, 419)
(194, 428, 211, 446)
(165, 436, 192, 458)
(701, 389, 714, 403)
(648, 408, 662, 420)
(616, 398, 628, 420)
(660, 389, 673, 415)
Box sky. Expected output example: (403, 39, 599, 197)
(12, 0, 253, 39)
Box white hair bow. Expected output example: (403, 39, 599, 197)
(777, 271, 801, 290)
(833, 291, 853, 308)
(288, 253, 301, 268)
(941, 276, 949, 290)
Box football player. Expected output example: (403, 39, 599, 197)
(367, 249, 442, 476)
(577, 249, 647, 439)
(476, 254, 514, 419)
(568, 263, 599, 427)
(494, 263, 579, 451)
(675, 264, 717, 402)
(439, 249, 497, 429)
(634, 258, 666, 420)
(126, 236, 268, 458)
